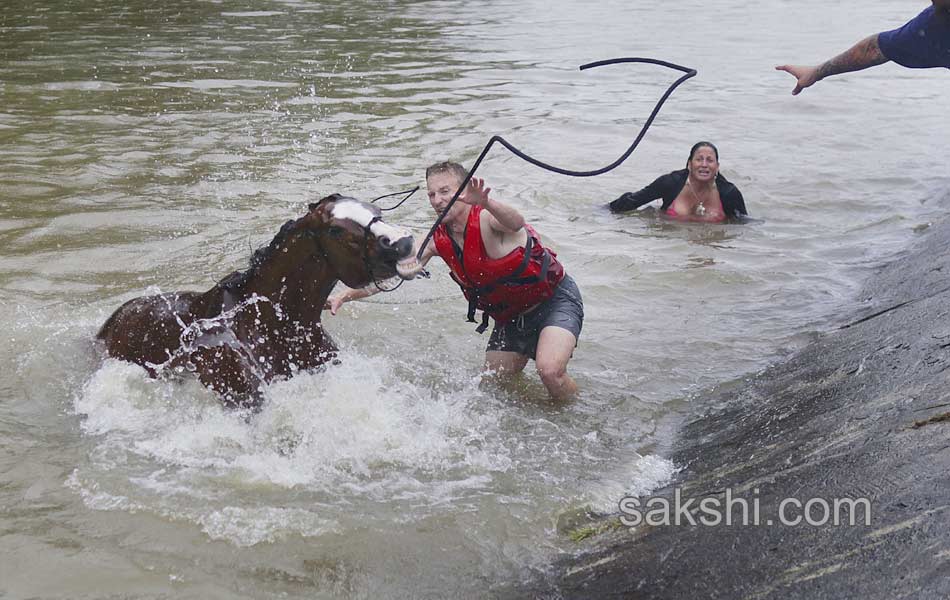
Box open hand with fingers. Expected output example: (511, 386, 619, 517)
(774, 64, 821, 95)
(459, 177, 491, 207)
(324, 295, 345, 315)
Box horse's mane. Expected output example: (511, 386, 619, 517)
(215, 196, 338, 296)
(218, 218, 300, 294)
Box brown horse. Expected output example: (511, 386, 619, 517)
(97, 194, 417, 408)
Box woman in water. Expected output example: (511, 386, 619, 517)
(608, 142, 747, 222)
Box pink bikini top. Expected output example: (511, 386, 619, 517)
(665, 201, 725, 221)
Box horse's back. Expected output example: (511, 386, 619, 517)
(97, 292, 201, 374)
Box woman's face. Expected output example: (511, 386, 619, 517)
(689, 147, 719, 183)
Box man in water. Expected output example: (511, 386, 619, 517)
(326, 161, 584, 401)
(776, 0, 950, 95)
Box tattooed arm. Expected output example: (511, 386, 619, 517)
(775, 34, 889, 95)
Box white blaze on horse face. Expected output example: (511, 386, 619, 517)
(331, 200, 412, 252)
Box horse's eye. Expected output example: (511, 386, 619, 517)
(327, 225, 346, 238)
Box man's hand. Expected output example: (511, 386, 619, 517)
(323, 286, 379, 314)
(459, 177, 491, 207)
(324, 294, 346, 315)
(775, 64, 821, 95)
(776, 35, 887, 96)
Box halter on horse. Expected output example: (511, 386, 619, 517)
(96, 194, 417, 409)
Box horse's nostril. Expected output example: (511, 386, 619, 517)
(379, 235, 412, 257)
(393, 236, 412, 257)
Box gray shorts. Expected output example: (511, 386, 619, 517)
(486, 275, 583, 360)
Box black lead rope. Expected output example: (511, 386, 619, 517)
(416, 57, 697, 261)
(367, 186, 427, 292)
(371, 186, 419, 211)
(362, 200, 432, 293)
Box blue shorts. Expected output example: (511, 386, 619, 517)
(486, 275, 583, 360)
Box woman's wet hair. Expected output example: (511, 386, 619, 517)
(687, 141, 719, 167)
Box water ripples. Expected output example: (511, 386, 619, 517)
(2, 0, 949, 596)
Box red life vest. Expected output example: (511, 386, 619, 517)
(432, 205, 565, 331)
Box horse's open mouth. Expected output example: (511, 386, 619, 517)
(394, 256, 424, 280)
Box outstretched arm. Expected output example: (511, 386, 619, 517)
(775, 34, 889, 95)
(324, 238, 437, 314)
(324, 285, 377, 315)
(608, 174, 670, 213)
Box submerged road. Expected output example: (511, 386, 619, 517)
(513, 210, 950, 599)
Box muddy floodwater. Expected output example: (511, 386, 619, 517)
(2, 1, 948, 597)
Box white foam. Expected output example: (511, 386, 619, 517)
(585, 454, 679, 514)
(197, 506, 337, 547)
(65, 470, 337, 547)
(77, 354, 504, 486)
(70, 351, 506, 545)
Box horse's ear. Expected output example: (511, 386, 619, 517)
(309, 193, 343, 212)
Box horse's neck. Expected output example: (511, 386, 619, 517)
(205, 228, 336, 325)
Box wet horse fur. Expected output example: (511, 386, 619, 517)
(96, 194, 414, 408)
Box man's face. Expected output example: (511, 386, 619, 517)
(426, 171, 465, 221)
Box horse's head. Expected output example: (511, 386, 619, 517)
(306, 194, 417, 289)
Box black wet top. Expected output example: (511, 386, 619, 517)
(608, 168, 748, 218)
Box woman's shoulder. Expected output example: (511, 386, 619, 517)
(714, 175, 748, 217)
(715, 174, 742, 195)
(652, 168, 688, 189)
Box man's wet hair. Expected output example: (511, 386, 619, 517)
(426, 161, 468, 183)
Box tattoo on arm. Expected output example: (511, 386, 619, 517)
(817, 35, 888, 80)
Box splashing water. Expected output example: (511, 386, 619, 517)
(71, 351, 511, 546)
